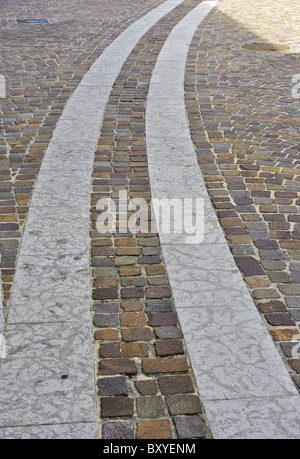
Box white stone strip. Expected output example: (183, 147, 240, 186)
(146, 0, 300, 439)
(0, 278, 3, 334)
(0, 0, 186, 438)
(0, 422, 99, 439)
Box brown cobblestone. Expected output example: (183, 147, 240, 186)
(121, 300, 144, 312)
(95, 329, 119, 341)
(146, 265, 166, 276)
(120, 313, 147, 327)
(272, 329, 299, 341)
(136, 420, 172, 439)
(99, 358, 138, 376)
(135, 379, 159, 396)
(155, 339, 184, 357)
(122, 342, 149, 358)
(121, 327, 154, 342)
(158, 375, 194, 395)
(143, 358, 188, 374)
(119, 266, 141, 277)
(101, 397, 134, 417)
(167, 394, 202, 416)
(148, 313, 178, 327)
(185, 0, 300, 397)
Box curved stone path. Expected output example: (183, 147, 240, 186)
(0, 0, 300, 440)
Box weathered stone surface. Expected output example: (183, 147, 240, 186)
(136, 396, 168, 418)
(135, 379, 159, 396)
(174, 416, 208, 439)
(98, 358, 137, 375)
(102, 421, 135, 439)
(167, 394, 202, 415)
(101, 397, 134, 417)
(136, 420, 172, 439)
(155, 339, 184, 357)
(97, 376, 130, 396)
(143, 358, 188, 374)
(158, 375, 194, 395)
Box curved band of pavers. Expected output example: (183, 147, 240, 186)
(0, 0, 299, 439)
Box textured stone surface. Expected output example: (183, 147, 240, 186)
(0, 323, 97, 427)
(174, 416, 208, 439)
(136, 420, 172, 439)
(101, 397, 134, 417)
(0, 423, 99, 440)
(205, 396, 300, 439)
(97, 376, 130, 396)
(102, 421, 135, 439)
(136, 396, 168, 418)
(177, 307, 297, 400)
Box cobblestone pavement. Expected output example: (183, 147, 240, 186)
(0, 0, 211, 440)
(185, 0, 300, 388)
(0, 0, 165, 309)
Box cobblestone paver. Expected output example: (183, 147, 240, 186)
(0, 0, 165, 309)
(185, 0, 300, 389)
(90, 0, 211, 439)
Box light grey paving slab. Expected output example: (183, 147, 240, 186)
(161, 243, 251, 308)
(146, 136, 208, 199)
(50, 116, 101, 144)
(0, 423, 99, 439)
(79, 71, 118, 88)
(0, 323, 97, 427)
(153, 197, 224, 245)
(39, 142, 95, 172)
(146, 99, 191, 139)
(19, 206, 89, 257)
(8, 254, 90, 324)
(59, 86, 110, 120)
(30, 170, 92, 208)
(0, 279, 3, 334)
(204, 396, 300, 439)
(149, 80, 184, 98)
(147, 136, 200, 168)
(150, 162, 208, 199)
(177, 307, 297, 400)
